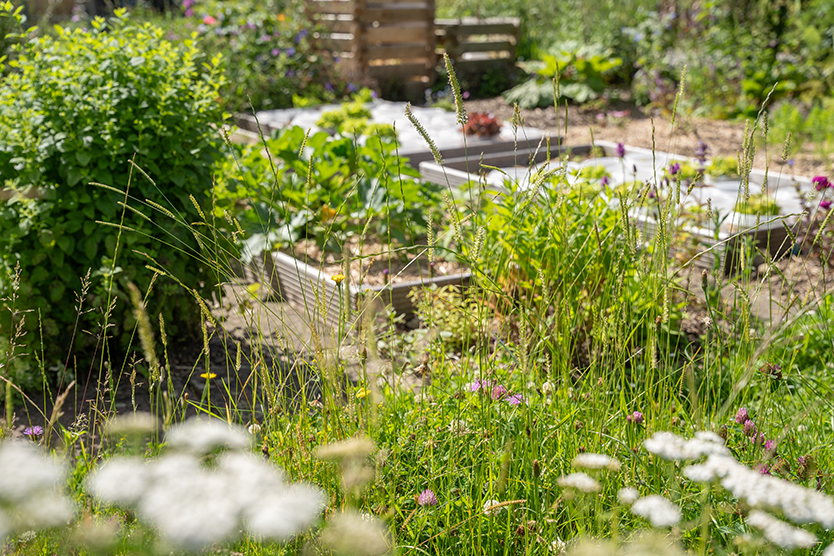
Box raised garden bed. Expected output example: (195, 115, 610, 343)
(265, 249, 471, 326)
(419, 140, 814, 274)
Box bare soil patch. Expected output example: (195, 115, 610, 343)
(465, 98, 834, 179)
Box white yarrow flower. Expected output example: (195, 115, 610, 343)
(618, 487, 640, 506)
(572, 453, 621, 471)
(643, 431, 728, 461)
(747, 510, 817, 549)
(556, 472, 601, 493)
(630, 495, 681, 528)
(165, 418, 250, 455)
(87, 457, 150, 507)
(685, 453, 834, 529)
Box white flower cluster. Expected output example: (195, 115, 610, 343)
(87, 418, 325, 551)
(684, 452, 834, 528)
(617, 487, 640, 506)
(630, 495, 682, 528)
(556, 472, 601, 493)
(746, 510, 817, 550)
(643, 431, 729, 461)
(572, 453, 621, 471)
(0, 442, 75, 539)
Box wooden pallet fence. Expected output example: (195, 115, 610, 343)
(435, 17, 520, 73)
(311, 0, 436, 90)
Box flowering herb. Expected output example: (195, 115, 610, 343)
(616, 143, 626, 158)
(813, 176, 831, 191)
(417, 489, 438, 507)
(735, 407, 749, 424)
(23, 425, 44, 440)
(627, 411, 644, 425)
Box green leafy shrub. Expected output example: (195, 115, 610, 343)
(170, 0, 347, 112)
(0, 1, 24, 74)
(0, 11, 225, 369)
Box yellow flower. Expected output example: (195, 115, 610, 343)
(355, 388, 369, 399)
(321, 205, 338, 222)
(200, 372, 217, 380)
(331, 273, 345, 285)
(277, 13, 285, 21)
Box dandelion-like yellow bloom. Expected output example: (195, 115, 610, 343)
(331, 273, 345, 285)
(200, 372, 217, 380)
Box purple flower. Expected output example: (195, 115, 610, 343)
(417, 489, 438, 506)
(469, 380, 483, 392)
(695, 141, 710, 164)
(764, 439, 776, 452)
(758, 464, 771, 475)
(627, 411, 643, 425)
(821, 199, 832, 210)
(491, 385, 508, 400)
(787, 158, 794, 167)
(616, 143, 625, 158)
(743, 419, 757, 437)
(798, 455, 807, 467)
(294, 29, 309, 44)
(601, 176, 610, 187)
(286, 69, 296, 78)
(325, 82, 334, 92)
(347, 83, 357, 93)
(506, 394, 523, 406)
(734, 407, 749, 424)
(271, 48, 280, 56)
(462, 91, 470, 100)
(185, 7, 194, 16)
(669, 163, 681, 176)
(24, 425, 44, 439)
(286, 47, 296, 56)
(813, 176, 831, 191)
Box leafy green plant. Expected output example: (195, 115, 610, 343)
(149, 0, 347, 113)
(0, 1, 24, 74)
(504, 41, 622, 108)
(216, 126, 440, 260)
(707, 155, 740, 178)
(315, 95, 397, 140)
(0, 11, 225, 369)
(734, 194, 780, 216)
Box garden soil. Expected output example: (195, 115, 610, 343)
(464, 98, 834, 179)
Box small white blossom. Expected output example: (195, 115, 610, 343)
(643, 431, 728, 461)
(319, 510, 391, 556)
(685, 453, 834, 529)
(747, 510, 817, 549)
(482, 499, 503, 515)
(551, 537, 566, 554)
(618, 487, 640, 506)
(630, 495, 681, 528)
(248, 423, 261, 435)
(87, 457, 150, 507)
(556, 472, 601, 493)
(541, 381, 554, 395)
(572, 453, 621, 471)
(165, 418, 250, 455)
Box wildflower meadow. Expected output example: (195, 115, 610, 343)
(1, 0, 834, 555)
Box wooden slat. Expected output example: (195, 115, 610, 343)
(445, 40, 515, 56)
(367, 44, 434, 60)
(369, 62, 433, 79)
(311, 0, 354, 14)
(364, 7, 431, 24)
(448, 22, 519, 37)
(366, 24, 432, 45)
(367, 0, 432, 6)
(446, 58, 513, 73)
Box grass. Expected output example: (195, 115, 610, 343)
(3, 65, 834, 556)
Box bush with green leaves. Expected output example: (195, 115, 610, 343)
(169, 0, 347, 113)
(0, 1, 24, 74)
(0, 11, 225, 371)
